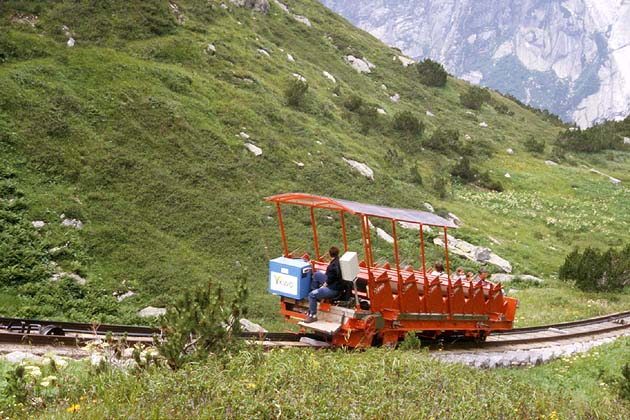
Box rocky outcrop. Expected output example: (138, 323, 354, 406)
(240, 318, 267, 333)
(229, 0, 270, 13)
(322, 71, 336, 83)
(138, 306, 167, 318)
(433, 234, 512, 273)
(60, 214, 83, 229)
(491, 273, 543, 284)
(590, 168, 622, 186)
(342, 157, 374, 180)
(345, 55, 375, 73)
(244, 143, 263, 156)
(375, 227, 394, 243)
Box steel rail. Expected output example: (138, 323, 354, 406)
(0, 317, 157, 337)
(492, 310, 630, 336)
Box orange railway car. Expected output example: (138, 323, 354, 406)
(266, 193, 518, 348)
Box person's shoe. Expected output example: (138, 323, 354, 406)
(304, 314, 318, 323)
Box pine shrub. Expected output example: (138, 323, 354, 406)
(284, 78, 308, 107)
(343, 94, 363, 112)
(450, 157, 503, 192)
(424, 128, 461, 153)
(415, 59, 448, 87)
(559, 245, 630, 292)
(460, 85, 491, 110)
(392, 110, 424, 137)
(156, 275, 249, 370)
(524, 135, 545, 153)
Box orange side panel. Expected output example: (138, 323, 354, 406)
(425, 281, 445, 313)
(450, 283, 466, 314)
(468, 284, 486, 314)
(503, 297, 518, 321)
(486, 284, 504, 314)
(400, 277, 423, 313)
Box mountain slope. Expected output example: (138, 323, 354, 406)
(320, 0, 630, 127)
(0, 0, 628, 326)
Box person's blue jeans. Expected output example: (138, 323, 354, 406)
(310, 271, 328, 291)
(308, 286, 339, 315)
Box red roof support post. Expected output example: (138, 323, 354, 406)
(392, 219, 402, 311)
(276, 202, 289, 257)
(340, 211, 348, 252)
(443, 226, 453, 319)
(310, 207, 320, 260)
(365, 216, 374, 267)
(420, 224, 428, 312)
(360, 215, 374, 294)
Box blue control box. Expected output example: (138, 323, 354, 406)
(269, 257, 312, 299)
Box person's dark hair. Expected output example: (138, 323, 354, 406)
(433, 261, 444, 272)
(478, 267, 488, 274)
(329, 246, 340, 258)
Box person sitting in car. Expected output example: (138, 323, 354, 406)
(304, 246, 342, 323)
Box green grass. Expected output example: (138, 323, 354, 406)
(1, 338, 629, 419)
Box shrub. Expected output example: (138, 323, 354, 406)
(556, 116, 630, 153)
(460, 85, 491, 110)
(343, 94, 363, 112)
(424, 128, 461, 153)
(450, 157, 476, 183)
(559, 244, 630, 292)
(491, 101, 514, 116)
(450, 158, 503, 192)
(156, 275, 248, 370)
(357, 106, 380, 134)
(409, 164, 423, 186)
(398, 332, 422, 350)
(430, 172, 450, 199)
(524, 135, 545, 153)
(415, 59, 448, 87)
(284, 78, 309, 107)
(392, 111, 424, 137)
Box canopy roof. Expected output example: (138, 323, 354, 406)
(266, 193, 457, 228)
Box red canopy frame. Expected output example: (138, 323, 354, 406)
(266, 193, 458, 314)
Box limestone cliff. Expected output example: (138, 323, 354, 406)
(321, 0, 630, 127)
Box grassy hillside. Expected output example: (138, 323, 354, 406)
(0, 0, 629, 329)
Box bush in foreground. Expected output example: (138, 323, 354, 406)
(157, 274, 248, 369)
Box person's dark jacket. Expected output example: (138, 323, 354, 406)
(325, 257, 342, 290)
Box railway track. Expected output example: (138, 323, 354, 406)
(436, 311, 630, 367)
(1, 312, 628, 366)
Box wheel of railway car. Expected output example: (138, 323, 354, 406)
(475, 330, 487, 343)
(39, 325, 65, 336)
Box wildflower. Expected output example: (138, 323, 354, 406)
(67, 404, 81, 413)
(40, 376, 57, 387)
(55, 359, 68, 369)
(24, 365, 42, 378)
(80, 396, 86, 401)
(247, 382, 256, 389)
